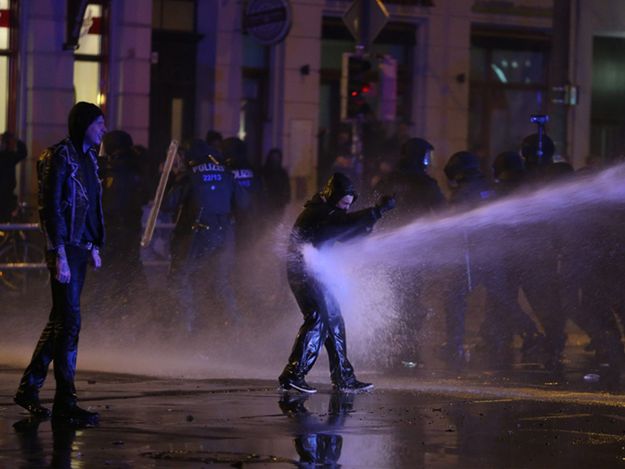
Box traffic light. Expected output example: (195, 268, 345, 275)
(341, 54, 375, 119)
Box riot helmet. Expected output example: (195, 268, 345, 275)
(399, 137, 434, 173)
(205, 130, 223, 149)
(185, 139, 223, 165)
(521, 133, 555, 168)
(102, 130, 133, 157)
(493, 151, 525, 182)
(222, 137, 248, 167)
(444, 151, 482, 182)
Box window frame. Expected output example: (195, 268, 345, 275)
(0, 0, 19, 134)
(73, 0, 109, 111)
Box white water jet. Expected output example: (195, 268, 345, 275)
(304, 164, 625, 364)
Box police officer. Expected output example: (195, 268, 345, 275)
(374, 137, 445, 224)
(100, 130, 148, 310)
(477, 151, 545, 367)
(169, 139, 248, 331)
(222, 137, 262, 250)
(373, 137, 446, 367)
(441, 151, 494, 368)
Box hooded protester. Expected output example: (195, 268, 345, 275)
(278, 172, 396, 393)
(15, 102, 106, 423)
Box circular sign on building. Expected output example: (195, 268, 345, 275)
(244, 0, 292, 46)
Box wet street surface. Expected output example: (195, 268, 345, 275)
(2, 364, 625, 468)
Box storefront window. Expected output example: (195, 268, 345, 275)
(0, 0, 11, 133)
(469, 31, 549, 166)
(74, 3, 105, 106)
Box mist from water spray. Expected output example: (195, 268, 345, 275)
(3, 165, 625, 380)
(304, 164, 625, 365)
(2, 213, 302, 379)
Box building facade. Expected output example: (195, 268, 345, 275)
(1, 0, 624, 203)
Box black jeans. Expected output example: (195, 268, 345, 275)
(18, 245, 88, 408)
(280, 269, 355, 385)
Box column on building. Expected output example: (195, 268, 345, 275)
(108, 0, 152, 145)
(19, 1, 74, 200)
(211, 2, 243, 136)
(412, 0, 471, 181)
(195, 0, 218, 137)
(572, 0, 625, 168)
(279, 0, 324, 198)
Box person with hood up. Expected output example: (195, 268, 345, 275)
(14, 102, 106, 423)
(278, 172, 396, 393)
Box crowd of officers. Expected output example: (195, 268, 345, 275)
(91, 123, 625, 377)
(95, 130, 291, 330)
(365, 131, 625, 378)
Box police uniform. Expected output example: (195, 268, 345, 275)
(169, 140, 246, 330)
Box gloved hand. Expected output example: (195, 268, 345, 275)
(375, 194, 396, 214)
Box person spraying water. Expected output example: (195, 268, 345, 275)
(278, 172, 396, 393)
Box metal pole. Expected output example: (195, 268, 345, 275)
(358, 0, 371, 52)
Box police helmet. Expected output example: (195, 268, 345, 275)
(185, 139, 223, 165)
(444, 151, 481, 181)
(493, 151, 525, 181)
(521, 133, 555, 167)
(399, 137, 434, 172)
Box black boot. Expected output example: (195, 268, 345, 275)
(52, 403, 99, 424)
(14, 390, 51, 418)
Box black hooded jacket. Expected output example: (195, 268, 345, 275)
(287, 173, 382, 275)
(38, 103, 105, 251)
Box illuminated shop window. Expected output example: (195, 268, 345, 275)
(0, 0, 11, 133)
(73, 3, 105, 106)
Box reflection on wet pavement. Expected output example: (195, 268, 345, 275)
(2, 367, 625, 468)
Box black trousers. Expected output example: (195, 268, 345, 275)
(169, 224, 239, 329)
(18, 245, 88, 408)
(281, 269, 355, 385)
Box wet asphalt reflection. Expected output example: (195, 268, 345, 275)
(2, 368, 625, 468)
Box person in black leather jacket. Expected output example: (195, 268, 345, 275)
(14, 102, 106, 423)
(278, 172, 395, 393)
